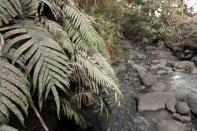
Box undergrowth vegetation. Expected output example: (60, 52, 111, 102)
(122, 1, 181, 44)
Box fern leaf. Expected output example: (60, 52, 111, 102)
(0, 103, 9, 123)
(0, 0, 22, 26)
(0, 60, 30, 126)
(0, 124, 19, 131)
(44, 19, 74, 54)
(62, 3, 108, 55)
(0, 20, 71, 116)
(61, 99, 88, 129)
(20, 0, 39, 17)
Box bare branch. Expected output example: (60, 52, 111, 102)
(0, 34, 4, 51)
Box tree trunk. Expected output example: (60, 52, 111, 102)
(151, 0, 154, 9)
(93, 0, 97, 8)
(168, 0, 171, 15)
(181, 0, 184, 15)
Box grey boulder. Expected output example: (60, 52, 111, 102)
(173, 113, 191, 123)
(175, 101, 190, 115)
(150, 82, 167, 92)
(139, 73, 157, 86)
(138, 92, 176, 112)
(157, 120, 186, 131)
(187, 92, 197, 115)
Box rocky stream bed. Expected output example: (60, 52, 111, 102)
(103, 40, 197, 131)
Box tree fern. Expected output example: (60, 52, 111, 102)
(0, 0, 121, 130)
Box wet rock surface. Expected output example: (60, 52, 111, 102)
(138, 92, 176, 112)
(176, 101, 190, 115)
(107, 40, 197, 131)
(157, 120, 187, 131)
(139, 73, 157, 86)
(173, 113, 191, 123)
(150, 82, 167, 92)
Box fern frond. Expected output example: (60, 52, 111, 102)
(0, 0, 22, 26)
(0, 124, 19, 131)
(44, 19, 74, 54)
(64, 19, 95, 54)
(61, 99, 89, 129)
(63, 2, 105, 47)
(71, 92, 95, 108)
(91, 53, 119, 85)
(40, 0, 63, 20)
(20, 0, 39, 17)
(0, 20, 72, 117)
(0, 60, 30, 126)
(71, 63, 99, 94)
(75, 54, 120, 95)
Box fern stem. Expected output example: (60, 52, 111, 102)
(29, 100, 49, 131)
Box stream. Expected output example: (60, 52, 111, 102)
(104, 40, 197, 131)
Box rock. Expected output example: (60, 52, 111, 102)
(173, 61, 195, 72)
(144, 110, 172, 122)
(191, 104, 197, 115)
(136, 53, 146, 59)
(152, 60, 159, 64)
(159, 59, 167, 66)
(157, 70, 168, 75)
(187, 92, 197, 115)
(132, 64, 147, 75)
(191, 56, 197, 65)
(176, 101, 190, 115)
(191, 68, 197, 74)
(150, 82, 167, 92)
(187, 92, 197, 105)
(138, 92, 176, 112)
(173, 113, 191, 123)
(157, 120, 187, 131)
(127, 60, 133, 64)
(139, 73, 157, 86)
(166, 100, 176, 113)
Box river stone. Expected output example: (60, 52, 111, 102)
(138, 92, 176, 112)
(157, 70, 167, 75)
(191, 56, 197, 65)
(157, 120, 187, 131)
(132, 64, 147, 75)
(150, 82, 166, 92)
(173, 113, 191, 123)
(166, 100, 176, 113)
(152, 60, 159, 64)
(139, 73, 157, 86)
(144, 110, 172, 122)
(173, 61, 195, 72)
(187, 92, 197, 115)
(176, 101, 190, 115)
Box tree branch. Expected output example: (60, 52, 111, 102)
(29, 100, 49, 131)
